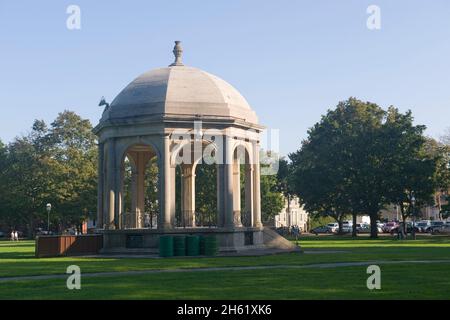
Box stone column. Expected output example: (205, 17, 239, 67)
(253, 143, 262, 228)
(105, 139, 116, 230)
(232, 158, 242, 227)
(181, 164, 195, 227)
(245, 163, 254, 227)
(115, 163, 123, 230)
(216, 164, 224, 227)
(130, 168, 138, 228)
(97, 142, 104, 229)
(224, 137, 234, 228)
(159, 135, 174, 230)
(136, 152, 146, 228)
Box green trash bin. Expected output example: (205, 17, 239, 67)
(186, 235, 200, 256)
(159, 235, 174, 257)
(199, 235, 206, 255)
(173, 236, 186, 256)
(204, 236, 218, 256)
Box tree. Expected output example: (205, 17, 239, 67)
(289, 141, 349, 234)
(383, 109, 436, 231)
(441, 128, 450, 146)
(426, 137, 450, 220)
(439, 130, 450, 218)
(289, 98, 386, 235)
(276, 158, 295, 214)
(45, 111, 97, 228)
(1, 122, 54, 237)
(289, 98, 432, 238)
(0, 111, 97, 236)
(144, 157, 159, 228)
(195, 164, 218, 226)
(0, 140, 9, 224)
(260, 173, 284, 224)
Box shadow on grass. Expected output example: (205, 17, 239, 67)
(0, 242, 35, 247)
(0, 252, 35, 259)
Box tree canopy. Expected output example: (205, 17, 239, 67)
(0, 111, 97, 236)
(289, 98, 442, 238)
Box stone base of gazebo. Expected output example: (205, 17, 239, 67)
(99, 227, 299, 255)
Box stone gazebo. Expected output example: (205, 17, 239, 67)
(93, 41, 297, 254)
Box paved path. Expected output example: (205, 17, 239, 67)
(2, 259, 450, 283)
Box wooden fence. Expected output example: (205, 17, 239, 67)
(35, 234, 103, 258)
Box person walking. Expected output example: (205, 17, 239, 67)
(293, 225, 300, 241)
(14, 230, 19, 241)
(10, 230, 15, 241)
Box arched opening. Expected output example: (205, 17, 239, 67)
(175, 164, 182, 227)
(194, 162, 218, 227)
(121, 144, 159, 229)
(233, 145, 253, 227)
(174, 141, 219, 228)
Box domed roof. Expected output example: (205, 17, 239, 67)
(103, 42, 258, 125)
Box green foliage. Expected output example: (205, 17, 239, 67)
(47, 111, 97, 223)
(442, 197, 450, 219)
(381, 109, 435, 223)
(195, 164, 217, 226)
(289, 98, 440, 238)
(144, 157, 159, 226)
(0, 128, 54, 232)
(260, 172, 284, 224)
(0, 111, 97, 235)
(308, 216, 336, 230)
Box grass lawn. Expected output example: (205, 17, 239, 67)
(1, 235, 450, 299)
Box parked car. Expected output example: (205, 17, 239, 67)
(311, 226, 332, 235)
(334, 221, 352, 233)
(415, 221, 431, 233)
(390, 222, 414, 235)
(356, 223, 369, 232)
(275, 227, 290, 236)
(356, 224, 383, 233)
(63, 228, 79, 235)
(0, 231, 5, 238)
(426, 221, 445, 233)
(377, 223, 384, 233)
(356, 224, 371, 233)
(431, 224, 450, 235)
(36, 230, 54, 236)
(382, 222, 398, 233)
(340, 225, 352, 233)
(327, 223, 339, 233)
(356, 223, 369, 230)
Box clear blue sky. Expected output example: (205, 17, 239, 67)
(1, 0, 449, 155)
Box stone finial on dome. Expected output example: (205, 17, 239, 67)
(169, 41, 184, 66)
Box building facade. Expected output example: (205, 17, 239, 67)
(274, 196, 309, 231)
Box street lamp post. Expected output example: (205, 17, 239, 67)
(46, 203, 52, 234)
(411, 195, 416, 240)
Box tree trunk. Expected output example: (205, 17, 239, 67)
(369, 213, 378, 238)
(400, 203, 407, 235)
(437, 193, 443, 220)
(337, 215, 343, 234)
(352, 212, 357, 238)
(27, 214, 34, 239)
